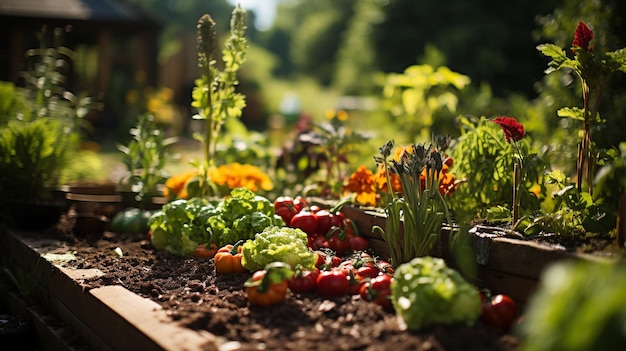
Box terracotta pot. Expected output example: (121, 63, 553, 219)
(117, 190, 166, 211)
(66, 184, 122, 219)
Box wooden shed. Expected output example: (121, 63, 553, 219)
(0, 0, 162, 130)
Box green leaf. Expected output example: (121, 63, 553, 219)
(557, 107, 585, 121)
(606, 48, 626, 73)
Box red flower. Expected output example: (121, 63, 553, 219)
(493, 116, 525, 143)
(572, 21, 594, 54)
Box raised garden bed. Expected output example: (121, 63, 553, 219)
(340, 205, 623, 304)
(1, 223, 520, 351)
(1, 201, 622, 350)
(0, 228, 217, 351)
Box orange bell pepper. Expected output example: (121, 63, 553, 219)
(214, 241, 247, 274)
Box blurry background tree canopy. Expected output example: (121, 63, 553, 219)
(2, 0, 623, 183)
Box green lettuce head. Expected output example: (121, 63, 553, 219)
(241, 226, 316, 272)
(391, 256, 481, 330)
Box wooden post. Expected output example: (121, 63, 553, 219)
(97, 29, 112, 99)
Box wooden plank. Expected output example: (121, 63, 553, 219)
(341, 205, 387, 240)
(2, 229, 220, 351)
(89, 286, 219, 351)
(46, 295, 113, 351)
(474, 267, 539, 306)
(0, 282, 77, 351)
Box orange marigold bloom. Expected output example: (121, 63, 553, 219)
(376, 164, 403, 194)
(344, 165, 378, 206)
(419, 164, 458, 196)
(209, 163, 273, 192)
(164, 170, 197, 199)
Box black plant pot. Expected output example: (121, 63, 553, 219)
(3, 200, 65, 231)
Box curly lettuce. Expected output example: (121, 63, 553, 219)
(148, 188, 283, 256)
(149, 198, 214, 256)
(391, 256, 481, 330)
(241, 226, 316, 272)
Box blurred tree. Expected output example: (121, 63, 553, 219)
(290, 0, 355, 85)
(262, 0, 355, 84)
(332, 0, 383, 95)
(124, 0, 253, 61)
(367, 0, 562, 97)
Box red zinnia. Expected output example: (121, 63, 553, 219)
(493, 116, 525, 143)
(572, 21, 594, 53)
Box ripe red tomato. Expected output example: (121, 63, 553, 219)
(311, 235, 329, 250)
(314, 251, 326, 268)
(348, 235, 370, 251)
(347, 276, 366, 295)
(290, 211, 318, 235)
(356, 265, 380, 280)
(316, 270, 349, 297)
(315, 210, 333, 235)
(193, 243, 218, 259)
(481, 294, 518, 331)
(274, 196, 307, 224)
(329, 255, 342, 268)
(327, 234, 350, 256)
(315, 210, 345, 236)
(360, 274, 393, 309)
(376, 260, 394, 275)
(289, 268, 319, 294)
(308, 205, 322, 213)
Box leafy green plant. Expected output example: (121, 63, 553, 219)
(520, 170, 615, 238)
(537, 21, 626, 195)
(390, 256, 482, 331)
(0, 118, 70, 204)
(190, 6, 249, 198)
(516, 21, 626, 239)
(148, 188, 283, 256)
(448, 116, 545, 223)
(373, 137, 453, 266)
(517, 260, 626, 351)
(380, 64, 470, 142)
(0, 27, 100, 210)
(117, 113, 178, 207)
(241, 226, 316, 272)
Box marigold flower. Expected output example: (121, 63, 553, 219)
(419, 163, 459, 196)
(493, 116, 525, 143)
(572, 21, 594, 53)
(344, 165, 378, 206)
(209, 163, 273, 192)
(376, 163, 403, 194)
(164, 170, 197, 199)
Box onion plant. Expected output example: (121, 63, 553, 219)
(374, 137, 453, 266)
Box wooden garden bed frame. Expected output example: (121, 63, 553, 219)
(0, 228, 218, 351)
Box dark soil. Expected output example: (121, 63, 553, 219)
(37, 216, 520, 351)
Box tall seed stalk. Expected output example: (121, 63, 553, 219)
(191, 6, 248, 197)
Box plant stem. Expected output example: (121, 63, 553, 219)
(513, 163, 520, 224)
